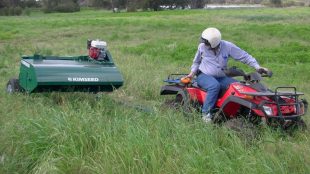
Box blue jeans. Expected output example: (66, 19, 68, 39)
(196, 73, 237, 113)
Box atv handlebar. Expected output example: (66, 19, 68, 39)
(224, 66, 246, 77)
(257, 68, 273, 78)
(262, 71, 273, 77)
(224, 66, 272, 83)
(164, 67, 272, 85)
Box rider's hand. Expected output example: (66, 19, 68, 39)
(187, 72, 195, 79)
(256, 67, 269, 74)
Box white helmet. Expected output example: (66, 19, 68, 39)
(201, 27, 221, 48)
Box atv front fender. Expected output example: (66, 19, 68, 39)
(302, 99, 308, 113)
(220, 96, 259, 117)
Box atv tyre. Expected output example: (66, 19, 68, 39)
(282, 119, 307, 132)
(294, 119, 307, 131)
(175, 89, 198, 117)
(224, 118, 258, 142)
(6, 78, 21, 94)
(212, 109, 227, 124)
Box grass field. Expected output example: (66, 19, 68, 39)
(1, 7, 310, 173)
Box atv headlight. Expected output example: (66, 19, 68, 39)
(263, 106, 273, 116)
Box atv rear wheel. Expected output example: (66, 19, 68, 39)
(6, 78, 21, 94)
(175, 89, 198, 117)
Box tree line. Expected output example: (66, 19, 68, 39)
(0, 0, 208, 13)
(0, 0, 309, 15)
(90, 0, 208, 11)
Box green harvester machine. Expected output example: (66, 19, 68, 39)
(6, 40, 124, 93)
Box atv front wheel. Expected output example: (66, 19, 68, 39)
(224, 118, 258, 142)
(282, 119, 307, 131)
(266, 118, 307, 131)
(212, 109, 227, 124)
(6, 78, 21, 94)
(294, 119, 307, 131)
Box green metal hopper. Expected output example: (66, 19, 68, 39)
(7, 52, 123, 93)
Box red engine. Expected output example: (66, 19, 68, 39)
(87, 39, 108, 61)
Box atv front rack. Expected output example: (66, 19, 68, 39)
(241, 87, 305, 120)
(274, 87, 303, 119)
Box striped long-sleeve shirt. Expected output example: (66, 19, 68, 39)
(191, 40, 260, 77)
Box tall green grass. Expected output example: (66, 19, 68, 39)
(1, 7, 310, 173)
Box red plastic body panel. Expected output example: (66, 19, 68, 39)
(187, 87, 206, 104)
(185, 82, 302, 118)
(89, 47, 100, 59)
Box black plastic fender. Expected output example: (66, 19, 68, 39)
(220, 96, 259, 111)
(302, 99, 308, 114)
(160, 85, 184, 95)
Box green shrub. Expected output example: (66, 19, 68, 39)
(0, 6, 23, 16)
(270, 0, 282, 7)
(23, 8, 31, 16)
(43, 0, 80, 13)
(2, 7, 10, 16)
(13, 6, 23, 15)
(54, 2, 80, 13)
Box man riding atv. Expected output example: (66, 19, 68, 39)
(187, 27, 268, 123)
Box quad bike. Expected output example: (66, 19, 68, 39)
(160, 67, 308, 130)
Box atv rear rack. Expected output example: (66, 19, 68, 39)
(164, 74, 188, 84)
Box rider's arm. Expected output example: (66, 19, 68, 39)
(226, 41, 261, 70)
(189, 44, 203, 77)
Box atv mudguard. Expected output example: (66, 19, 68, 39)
(302, 99, 308, 113)
(220, 96, 260, 117)
(160, 85, 184, 95)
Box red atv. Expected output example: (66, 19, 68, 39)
(160, 67, 308, 130)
